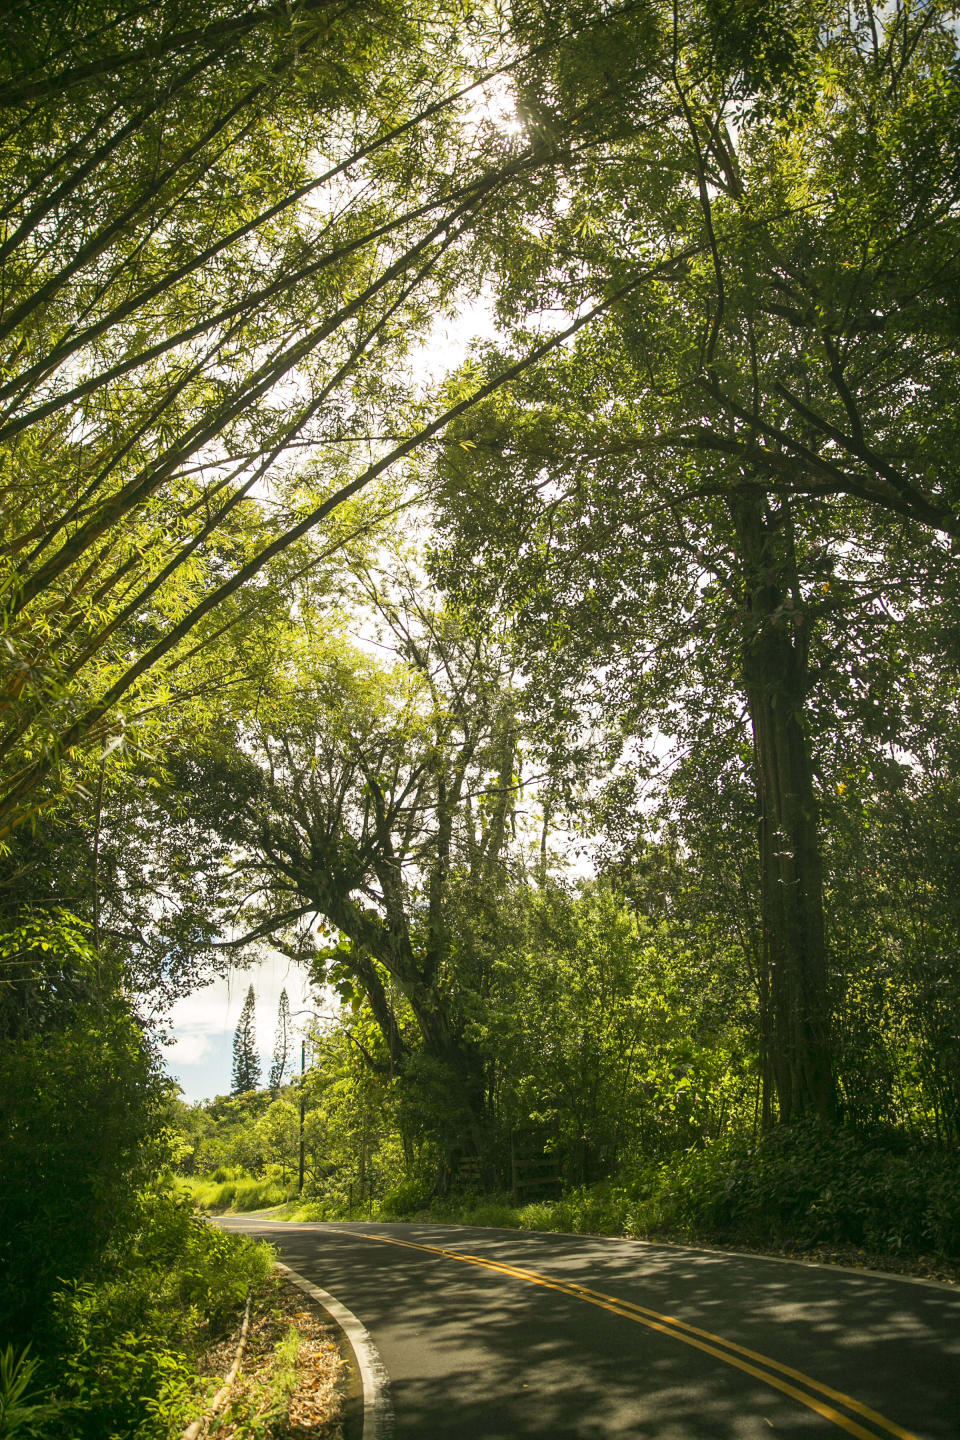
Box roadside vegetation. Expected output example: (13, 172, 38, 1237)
(0, 1172, 275, 1439)
(0, 1152, 342, 1440)
(181, 1174, 298, 1215)
(4, 1, 960, 1434)
(177, 1029, 960, 1279)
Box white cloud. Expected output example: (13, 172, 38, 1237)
(166, 1029, 215, 1067)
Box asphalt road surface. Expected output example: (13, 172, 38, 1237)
(218, 1218, 960, 1440)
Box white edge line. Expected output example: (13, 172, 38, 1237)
(275, 1260, 395, 1440)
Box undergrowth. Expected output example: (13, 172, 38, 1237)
(277, 1124, 960, 1273)
(629, 1124, 960, 1258)
(179, 1173, 297, 1214)
(12, 1183, 275, 1440)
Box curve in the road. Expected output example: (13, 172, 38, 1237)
(220, 1219, 960, 1438)
(353, 1230, 915, 1440)
(276, 1258, 395, 1440)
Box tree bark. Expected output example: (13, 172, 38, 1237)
(350, 947, 405, 1075)
(729, 494, 838, 1123)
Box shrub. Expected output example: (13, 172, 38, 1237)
(379, 1179, 433, 1219)
(626, 1122, 960, 1257)
(376, 1127, 960, 1265)
(49, 1185, 274, 1440)
(464, 1201, 522, 1228)
(0, 1345, 66, 1439)
(0, 927, 165, 1343)
(534, 1185, 633, 1236)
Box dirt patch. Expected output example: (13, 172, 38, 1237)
(194, 1276, 346, 1438)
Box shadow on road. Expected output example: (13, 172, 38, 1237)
(227, 1220, 960, 1439)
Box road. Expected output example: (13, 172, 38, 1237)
(218, 1218, 960, 1440)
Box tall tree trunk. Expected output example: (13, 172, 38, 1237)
(729, 494, 838, 1124)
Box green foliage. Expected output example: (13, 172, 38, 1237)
(0, 916, 166, 1342)
(824, 732, 960, 1143)
(0, 1346, 66, 1440)
(423, 1187, 636, 1238)
(256, 1098, 299, 1180)
(0, 908, 99, 1040)
(379, 1179, 434, 1219)
(628, 1125, 960, 1257)
(0, 0, 527, 834)
(379, 1184, 617, 1236)
(173, 1089, 278, 1177)
(377, 1133, 960, 1264)
(0, 780, 241, 1014)
(434, 0, 960, 1126)
(517, 1186, 635, 1238)
(465, 879, 757, 1180)
(703, 0, 817, 106)
(49, 1185, 273, 1440)
(4, 33, 959, 1427)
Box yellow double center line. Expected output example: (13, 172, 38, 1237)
(351, 1230, 918, 1440)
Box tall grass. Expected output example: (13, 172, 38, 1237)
(181, 1174, 297, 1213)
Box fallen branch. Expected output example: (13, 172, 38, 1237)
(181, 1290, 253, 1440)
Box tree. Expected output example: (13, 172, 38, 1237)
(431, 0, 960, 1124)
(0, 746, 254, 1022)
(455, 876, 755, 1182)
(181, 572, 531, 1177)
(232, 984, 260, 1093)
(500, 0, 960, 535)
(256, 1096, 299, 1182)
(269, 988, 292, 1096)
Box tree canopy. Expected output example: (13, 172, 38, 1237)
(4, 5, 960, 1405)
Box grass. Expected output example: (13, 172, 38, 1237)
(396, 1189, 637, 1238)
(268, 1186, 634, 1236)
(179, 1174, 298, 1213)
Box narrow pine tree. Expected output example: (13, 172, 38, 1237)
(231, 984, 261, 1093)
(269, 988, 292, 1096)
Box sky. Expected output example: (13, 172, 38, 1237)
(161, 951, 323, 1104)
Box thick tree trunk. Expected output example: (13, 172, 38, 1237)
(730, 495, 838, 1124)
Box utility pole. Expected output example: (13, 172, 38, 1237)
(290, 1006, 321, 1196)
(298, 1037, 306, 1195)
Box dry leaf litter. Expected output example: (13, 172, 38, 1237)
(197, 1276, 345, 1439)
